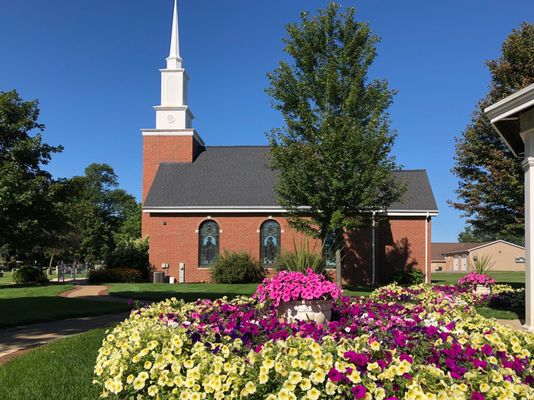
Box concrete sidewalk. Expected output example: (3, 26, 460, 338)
(0, 284, 133, 365)
(496, 319, 526, 331)
(59, 284, 130, 304)
(0, 312, 129, 365)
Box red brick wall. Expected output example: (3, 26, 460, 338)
(376, 217, 431, 284)
(143, 213, 432, 284)
(142, 135, 202, 202)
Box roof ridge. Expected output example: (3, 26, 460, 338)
(206, 145, 270, 148)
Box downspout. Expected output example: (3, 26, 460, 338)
(372, 211, 376, 286)
(425, 211, 429, 284)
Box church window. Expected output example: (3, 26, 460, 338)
(323, 232, 339, 269)
(260, 220, 281, 267)
(199, 220, 219, 267)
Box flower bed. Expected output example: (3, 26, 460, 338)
(458, 272, 496, 288)
(94, 284, 534, 399)
(254, 269, 341, 307)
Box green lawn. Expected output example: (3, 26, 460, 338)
(108, 282, 374, 302)
(0, 285, 130, 328)
(0, 271, 13, 285)
(109, 276, 527, 321)
(432, 271, 525, 287)
(0, 328, 106, 400)
(476, 306, 525, 320)
(431, 272, 526, 320)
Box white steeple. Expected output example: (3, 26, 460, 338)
(167, 0, 182, 69)
(141, 0, 201, 140)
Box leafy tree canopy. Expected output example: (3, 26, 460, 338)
(266, 2, 403, 239)
(58, 163, 140, 264)
(451, 23, 534, 246)
(0, 90, 64, 261)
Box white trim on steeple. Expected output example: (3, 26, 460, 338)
(140, 0, 202, 141)
(166, 0, 182, 69)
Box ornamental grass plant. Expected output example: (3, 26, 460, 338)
(469, 255, 496, 275)
(275, 238, 327, 276)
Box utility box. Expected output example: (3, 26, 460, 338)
(153, 271, 165, 283)
(179, 263, 185, 283)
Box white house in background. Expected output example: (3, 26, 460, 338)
(485, 83, 534, 331)
(431, 240, 525, 273)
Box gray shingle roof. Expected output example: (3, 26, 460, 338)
(144, 146, 438, 212)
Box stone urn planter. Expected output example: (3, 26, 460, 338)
(475, 285, 491, 296)
(278, 299, 333, 324)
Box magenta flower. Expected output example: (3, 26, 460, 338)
(351, 385, 367, 399)
(328, 368, 345, 382)
(458, 272, 495, 287)
(253, 269, 342, 306)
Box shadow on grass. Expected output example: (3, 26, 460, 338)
(476, 306, 525, 322)
(0, 282, 73, 290)
(0, 297, 130, 329)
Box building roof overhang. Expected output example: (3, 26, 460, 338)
(142, 206, 439, 217)
(484, 83, 534, 157)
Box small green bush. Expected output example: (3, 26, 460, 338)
(211, 251, 265, 284)
(88, 268, 144, 284)
(106, 238, 151, 279)
(12, 266, 48, 284)
(391, 268, 424, 285)
(275, 239, 326, 275)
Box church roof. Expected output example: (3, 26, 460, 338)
(143, 146, 438, 213)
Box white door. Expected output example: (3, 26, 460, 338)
(453, 256, 459, 271)
(461, 255, 468, 271)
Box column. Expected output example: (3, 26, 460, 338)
(523, 130, 534, 331)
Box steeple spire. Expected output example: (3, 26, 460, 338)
(166, 0, 182, 69)
(141, 0, 198, 134)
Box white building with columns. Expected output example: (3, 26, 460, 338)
(485, 83, 534, 331)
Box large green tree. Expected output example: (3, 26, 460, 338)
(451, 23, 534, 245)
(266, 3, 403, 239)
(0, 90, 64, 263)
(59, 163, 140, 264)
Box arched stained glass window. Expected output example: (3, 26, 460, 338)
(199, 220, 219, 267)
(260, 220, 280, 267)
(323, 232, 338, 269)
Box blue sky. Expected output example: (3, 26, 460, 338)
(1, 0, 533, 242)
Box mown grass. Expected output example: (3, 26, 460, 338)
(476, 306, 525, 320)
(0, 271, 13, 285)
(0, 328, 106, 400)
(108, 272, 526, 321)
(108, 282, 374, 302)
(431, 271, 525, 287)
(0, 285, 130, 328)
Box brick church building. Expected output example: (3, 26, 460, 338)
(142, 1, 438, 284)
